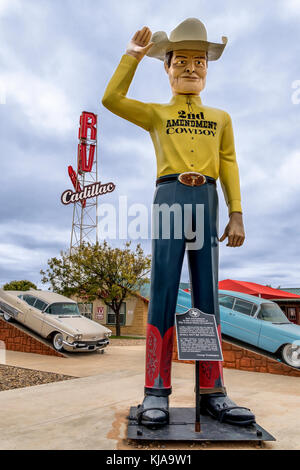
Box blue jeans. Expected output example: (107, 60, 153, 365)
(145, 176, 226, 396)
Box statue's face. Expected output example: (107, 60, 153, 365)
(164, 49, 207, 95)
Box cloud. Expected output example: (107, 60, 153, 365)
(281, 0, 300, 18)
(0, 0, 20, 16)
(0, 221, 71, 287)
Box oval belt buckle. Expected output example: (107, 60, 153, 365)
(178, 172, 207, 187)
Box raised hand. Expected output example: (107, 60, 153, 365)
(126, 26, 154, 62)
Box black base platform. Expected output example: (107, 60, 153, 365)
(127, 407, 275, 443)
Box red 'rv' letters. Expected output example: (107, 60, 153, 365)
(78, 143, 96, 173)
(78, 112, 97, 140)
(78, 112, 97, 173)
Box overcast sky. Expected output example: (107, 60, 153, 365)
(0, 0, 299, 290)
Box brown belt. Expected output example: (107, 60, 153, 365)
(156, 172, 216, 187)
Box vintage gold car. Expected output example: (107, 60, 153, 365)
(0, 289, 112, 352)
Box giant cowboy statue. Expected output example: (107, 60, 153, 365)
(102, 18, 256, 427)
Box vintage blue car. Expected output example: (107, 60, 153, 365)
(176, 288, 300, 368)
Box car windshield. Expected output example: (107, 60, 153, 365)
(257, 303, 290, 323)
(45, 303, 81, 316)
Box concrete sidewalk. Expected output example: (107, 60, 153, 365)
(0, 345, 299, 450)
(4, 345, 143, 378)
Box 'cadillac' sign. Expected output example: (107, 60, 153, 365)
(62, 111, 116, 207)
(61, 181, 116, 205)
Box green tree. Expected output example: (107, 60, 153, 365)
(40, 241, 151, 337)
(3, 280, 37, 291)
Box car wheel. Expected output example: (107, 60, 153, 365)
(281, 344, 300, 368)
(52, 332, 64, 351)
(3, 312, 13, 322)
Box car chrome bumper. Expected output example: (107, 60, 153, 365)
(62, 338, 110, 352)
(0, 300, 19, 318)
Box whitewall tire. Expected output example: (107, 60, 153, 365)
(53, 332, 64, 351)
(281, 344, 300, 368)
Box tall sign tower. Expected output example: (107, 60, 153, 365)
(69, 111, 98, 252)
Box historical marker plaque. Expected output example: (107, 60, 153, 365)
(175, 308, 223, 361)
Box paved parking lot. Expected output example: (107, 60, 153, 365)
(0, 343, 299, 450)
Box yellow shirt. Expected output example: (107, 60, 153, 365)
(102, 54, 242, 214)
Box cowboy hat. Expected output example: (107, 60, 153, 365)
(146, 18, 228, 62)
